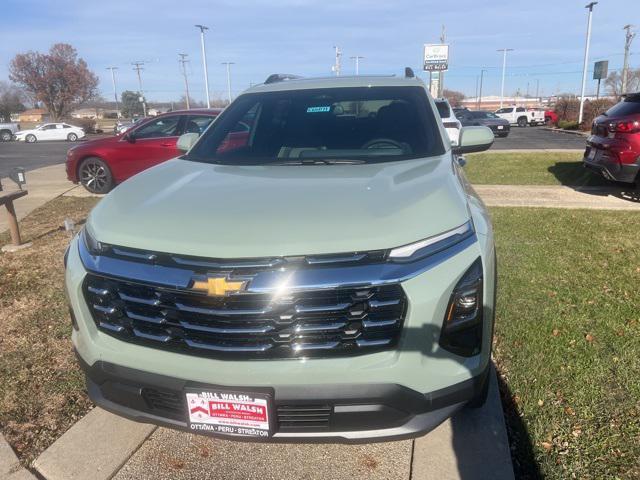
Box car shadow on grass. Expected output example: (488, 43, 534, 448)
(547, 162, 640, 203)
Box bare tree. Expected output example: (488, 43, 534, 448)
(605, 69, 640, 97)
(9, 43, 99, 120)
(442, 89, 465, 107)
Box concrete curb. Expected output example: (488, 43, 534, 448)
(1, 435, 37, 479)
(541, 127, 589, 137)
(33, 408, 155, 480)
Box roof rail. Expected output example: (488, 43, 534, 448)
(405, 67, 415, 78)
(264, 74, 303, 84)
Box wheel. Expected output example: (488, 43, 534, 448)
(517, 117, 528, 127)
(25, 134, 37, 143)
(0, 130, 12, 142)
(67, 132, 78, 142)
(78, 157, 114, 194)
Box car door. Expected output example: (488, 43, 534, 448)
(111, 115, 184, 181)
(53, 124, 67, 140)
(37, 124, 58, 140)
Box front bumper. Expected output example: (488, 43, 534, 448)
(77, 353, 489, 442)
(488, 125, 510, 135)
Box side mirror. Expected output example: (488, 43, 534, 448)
(177, 132, 200, 152)
(452, 126, 494, 154)
(123, 131, 135, 143)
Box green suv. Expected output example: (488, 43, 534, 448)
(65, 69, 497, 441)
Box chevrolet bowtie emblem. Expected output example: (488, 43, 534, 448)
(191, 275, 249, 296)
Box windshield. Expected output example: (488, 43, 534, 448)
(435, 101, 451, 118)
(604, 96, 640, 117)
(187, 86, 444, 165)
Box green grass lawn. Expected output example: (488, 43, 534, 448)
(464, 152, 611, 187)
(492, 207, 640, 479)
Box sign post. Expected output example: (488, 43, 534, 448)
(423, 44, 449, 97)
(593, 60, 608, 99)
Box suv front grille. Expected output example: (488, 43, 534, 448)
(83, 273, 407, 359)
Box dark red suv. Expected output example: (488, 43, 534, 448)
(584, 94, 640, 185)
(66, 109, 222, 193)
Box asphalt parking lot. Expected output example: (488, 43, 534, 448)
(0, 128, 586, 181)
(492, 126, 586, 150)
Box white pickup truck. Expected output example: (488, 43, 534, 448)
(494, 106, 545, 127)
(0, 122, 20, 142)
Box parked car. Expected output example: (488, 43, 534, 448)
(0, 122, 20, 142)
(65, 70, 497, 442)
(456, 110, 510, 137)
(434, 98, 461, 145)
(494, 106, 545, 127)
(544, 110, 559, 125)
(66, 109, 222, 193)
(14, 123, 85, 143)
(584, 93, 640, 184)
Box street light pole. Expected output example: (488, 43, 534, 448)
(497, 49, 513, 109)
(332, 46, 342, 76)
(221, 62, 235, 104)
(350, 55, 364, 75)
(195, 24, 211, 108)
(106, 67, 119, 117)
(622, 24, 636, 95)
(478, 69, 487, 109)
(579, 2, 597, 124)
(178, 53, 190, 109)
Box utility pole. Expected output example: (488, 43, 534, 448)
(439, 25, 446, 97)
(350, 55, 364, 75)
(332, 46, 342, 76)
(178, 53, 191, 109)
(221, 62, 235, 104)
(131, 61, 147, 117)
(579, 2, 597, 124)
(478, 69, 487, 109)
(195, 24, 211, 108)
(106, 67, 119, 117)
(497, 48, 514, 109)
(475, 76, 479, 108)
(536, 79, 540, 101)
(622, 24, 636, 95)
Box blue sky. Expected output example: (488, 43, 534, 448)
(1, 0, 637, 103)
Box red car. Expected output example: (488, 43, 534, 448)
(544, 110, 558, 125)
(584, 93, 640, 184)
(66, 109, 222, 193)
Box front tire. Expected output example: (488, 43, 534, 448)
(25, 134, 37, 143)
(517, 117, 528, 128)
(0, 130, 12, 142)
(67, 132, 78, 142)
(78, 157, 114, 194)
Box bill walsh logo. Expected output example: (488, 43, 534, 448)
(190, 274, 249, 296)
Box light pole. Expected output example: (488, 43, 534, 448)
(332, 46, 342, 76)
(578, 2, 597, 124)
(178, 53, 190, 109)
(221, 62, 235, 104)
(478, 69, 487, 109)
(350, 55, 364, 75)
(195, 24, 211, 108)
(622, 24, 636, 95)
(497, 49, 514, 109)
(106, 67, 119, 117)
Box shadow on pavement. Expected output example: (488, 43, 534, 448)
(547, 162, 640, 203)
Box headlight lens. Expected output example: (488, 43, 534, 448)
(81, 226, 107, 255)
(388, 221, 474, 263)
(439, 257, 484, 357)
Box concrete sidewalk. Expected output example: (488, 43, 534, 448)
(475, 184, 640, 210)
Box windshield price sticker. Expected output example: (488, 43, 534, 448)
(186, 390, 271, 437)
(307, 106, 331, 113)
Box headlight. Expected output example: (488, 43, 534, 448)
(81, 226, 107, 255)
(439, 257, 483, 357)
(388, 221, 474, 263)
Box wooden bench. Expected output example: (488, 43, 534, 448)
(0, 190, 29, 246)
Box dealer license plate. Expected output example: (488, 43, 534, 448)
(497, 125, 504, 130)
(186, 389, 271, 438)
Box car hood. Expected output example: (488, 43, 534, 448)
(87, 155, 471, 258)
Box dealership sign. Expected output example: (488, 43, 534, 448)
(423, 44, 449, 72)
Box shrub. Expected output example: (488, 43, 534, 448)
(73, 117, 96, 133)
(558, 120, 580, 130)
(553, 97, 615, 130)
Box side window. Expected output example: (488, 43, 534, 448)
(495, 108, 509, 114)
(516, 107, 525, 112)
(63, 124, 71, 129)
(184, 115, 215, 135)
(133, 116, 180, 139)
(56, 124, 64, 129)
(43, 124, 57, 130)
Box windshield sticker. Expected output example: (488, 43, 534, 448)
(306, 106, 331, 113)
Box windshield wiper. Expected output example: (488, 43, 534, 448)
(269, 158, 366, 166)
